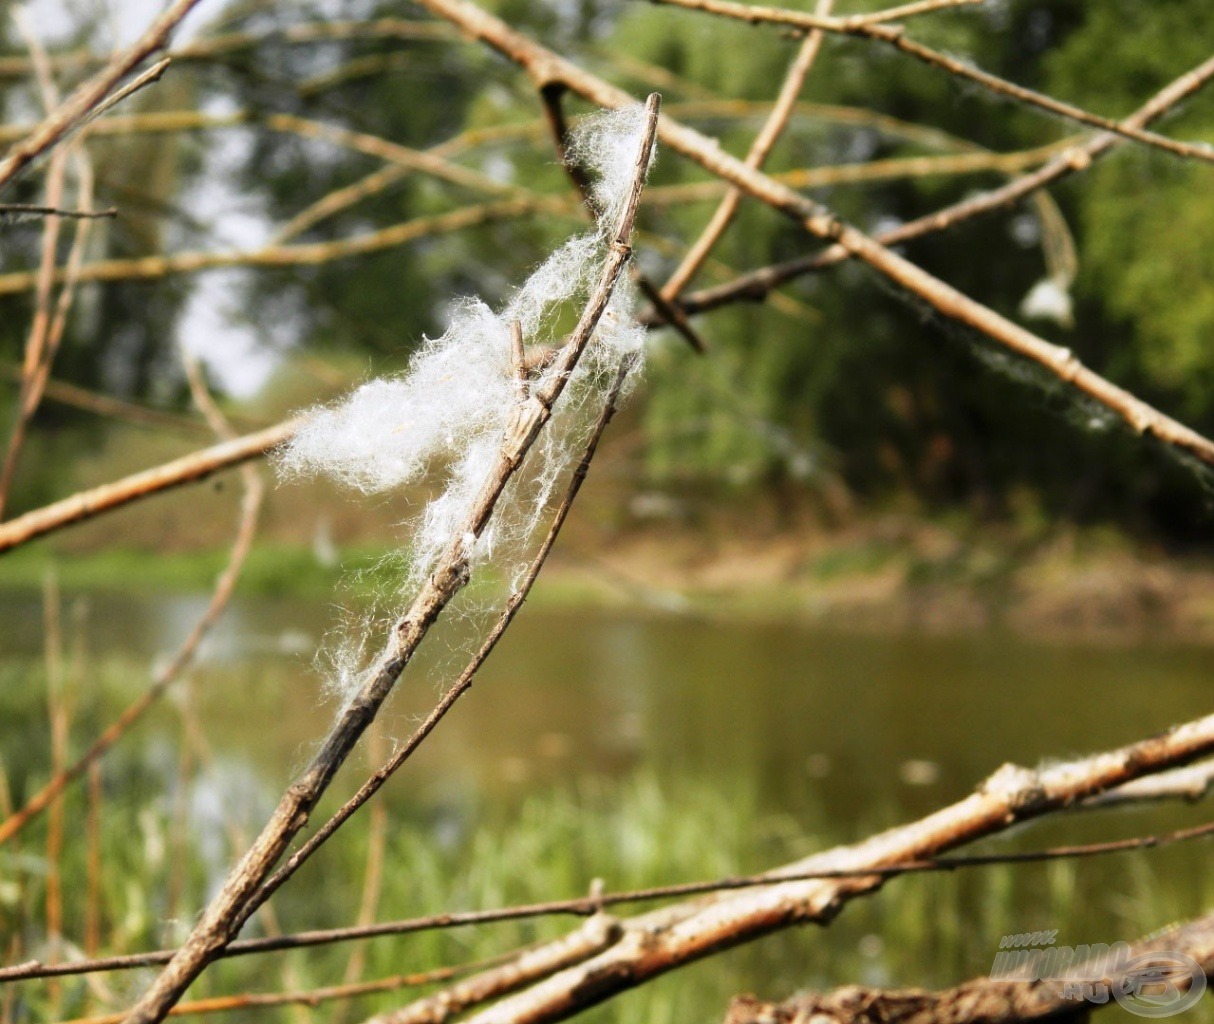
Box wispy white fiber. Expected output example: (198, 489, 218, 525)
(279, 104, 652, 698)
(566, 103, 651, 233)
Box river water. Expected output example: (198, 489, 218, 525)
(4, 591, 1208, 817)
(1, 589, 1211, 1017)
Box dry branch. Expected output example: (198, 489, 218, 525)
(0, 198, 574, 296)
(650, 0, 1214, 166)
(0, 145, 68, 517)
(537, 85, 706, 353)
(722, 911, 1214, 1024)
(0, 419, 296, 555)
(0, 203, 115, 220)
(55, 959, 511, 1024)
(0, 109, 527, 199)
(377, 917, 623, 1024)
(642, 143, 1069, 207)
(417, 0, 1214, 469)
(848, 0, 983, 24)
(0, 364, 233, 437)
(1081, 761, 1214, 809)
(0, 20, 459, 81)
(117, 96, 661, 1024)
(0, 0, 199, 192)
(358, 713, 1214, 1024)
(666, 51, 1214, 318)
(661, 0, 833, 300)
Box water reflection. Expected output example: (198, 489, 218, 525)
(2, 590, 1210, 832)
(3, 588, 1212, 1014)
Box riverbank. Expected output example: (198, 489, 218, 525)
(543, 513, 1214, 642)
(7, 510, 1214, 643)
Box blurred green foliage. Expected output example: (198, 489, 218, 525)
(2, 0, 1213, 535)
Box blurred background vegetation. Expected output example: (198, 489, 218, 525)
(4, 4, 1214, 1022)
(3, 0, 1214, 551)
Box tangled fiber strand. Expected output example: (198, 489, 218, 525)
(279, 105, 652, 698)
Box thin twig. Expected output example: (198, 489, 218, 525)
(650, 0, 1214, 166)
(84, 760, 103, 957)
(848, 0, 985, 25)
(75, 59, 171, 132)
(0, 198, 575, 296)
(42, 571, 66, 1012)
(0, 144, 67, 517)
(118, 95, 660, 1024)
(661, 0, 833, 300)
(643, 141, 1069, 206)
(0, 203, 116, 221)
(272, 164, 409, 243)
(0, 108, 528, 200)
(7, 814, 1213, 986)
(0, 419, 297, 555)
(0, 20, 460, 81)
(663, 50, 1214, 318)
(0, 364, 229, 437)
(538, 84, 707, 353)
(54, 957, 518, 1024)
(335, 718, 390, 1024)
(372, 917, 622, 1024)
(1081, 760, 1214, 809)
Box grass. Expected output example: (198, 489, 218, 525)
(0, 543, 388, 599)
(3, 640, 1212, 1024)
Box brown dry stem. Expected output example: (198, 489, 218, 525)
(723, 911, 1214, 1024)
(666, 52, 1214, 318)
(661, 0, 833, 300)
(650, 0, 1214, 166)
(417, 0, 1214, 469)
(117, 95, 660, 1024)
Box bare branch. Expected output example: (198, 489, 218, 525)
(375, 917, 623, 1024)
(650, 0, 1214, 166)
(52, 957, 517, 1024)
(117, 96, 661, 1024)
(0, 0, 201, 193)
(0, 420, 297, 555)
(0, 364, 241, 437)
(0, 203, 115, 221)
(416, 0, 1214, 469)
(847, 0, 985, 26)
(665, 50, 1214, 317)
(662, 0, 833, 300)
(0, 19, 459, 81)
(0, 198, 575, 295)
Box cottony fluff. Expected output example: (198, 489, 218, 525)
(279, 104, 652, 597)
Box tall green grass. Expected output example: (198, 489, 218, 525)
(4, 748, 1210, 1024)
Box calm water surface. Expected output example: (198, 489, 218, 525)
(3, 588, 1210, 835)
(1, 589, 1211, 1013)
